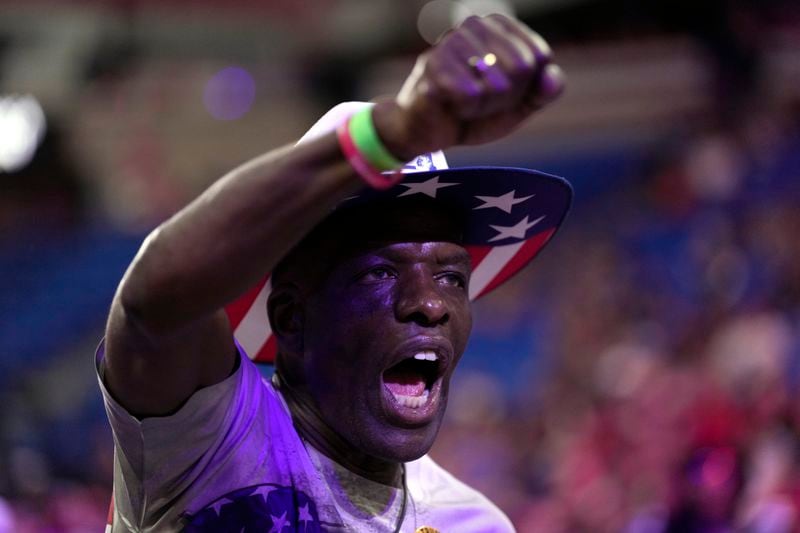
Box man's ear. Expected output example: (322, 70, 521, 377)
(267, 283, 305, 355)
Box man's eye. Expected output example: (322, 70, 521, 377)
(437, 272, 466, 288)
(362, 267, 395, 281)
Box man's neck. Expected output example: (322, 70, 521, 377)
(273, 372, 403, 487)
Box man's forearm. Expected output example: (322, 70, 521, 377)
(118, 131, 361, 336)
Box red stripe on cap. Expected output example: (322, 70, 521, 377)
(465, 245, 492, 269)
(226, 275, 270, 327)
(252, 334, 277, 364)
(473, 228, 556, 299)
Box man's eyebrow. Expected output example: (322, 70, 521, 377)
(437, 249, 471, 266)
(367, 245, 472, 267)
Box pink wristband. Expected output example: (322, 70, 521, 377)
(337, 118, 403, 190)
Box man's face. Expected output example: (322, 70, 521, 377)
(298, 205, 473, 462)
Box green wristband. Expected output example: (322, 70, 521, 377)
(349, 107, 403, 171)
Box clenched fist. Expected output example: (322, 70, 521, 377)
(373, 14, 565, 161)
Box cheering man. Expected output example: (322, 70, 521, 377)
(98, 14, 571, 532)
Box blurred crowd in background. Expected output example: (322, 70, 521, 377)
(434, 107, 800, 531)
(1, 0, 800, 531)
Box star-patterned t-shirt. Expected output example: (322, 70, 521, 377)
(96, 342, 515, 532)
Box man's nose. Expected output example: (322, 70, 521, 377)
(394, 270, 449, 326)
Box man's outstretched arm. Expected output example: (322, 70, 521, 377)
(103, 14, 565, 417)
(104, 132, 363, 417)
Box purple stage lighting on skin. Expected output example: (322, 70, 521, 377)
(204, 67, 256, 121)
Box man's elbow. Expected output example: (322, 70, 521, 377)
(115, 228, 181, 339)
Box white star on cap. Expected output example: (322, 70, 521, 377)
(488, 215, 546, 242)
(474, 190, 534, 213)
(270, 511, 290, 532)
(398, 176, 458, 198)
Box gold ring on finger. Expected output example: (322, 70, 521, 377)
(468, 53, 497, 73)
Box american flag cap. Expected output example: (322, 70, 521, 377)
(225, 102, 572, 364)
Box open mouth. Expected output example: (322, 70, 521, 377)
(384, 351, 440, 406)
(381, 347, 448, 426)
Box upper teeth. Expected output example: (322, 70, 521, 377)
(413, 351, 438, 362)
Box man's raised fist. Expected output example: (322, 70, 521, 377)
(373, 14, 565, 160)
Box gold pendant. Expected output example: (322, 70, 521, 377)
(415, 527, 440, 533)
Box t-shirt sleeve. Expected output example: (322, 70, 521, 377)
(95, 339, 270, 529)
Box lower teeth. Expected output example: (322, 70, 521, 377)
(392, 389, 430, 408)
